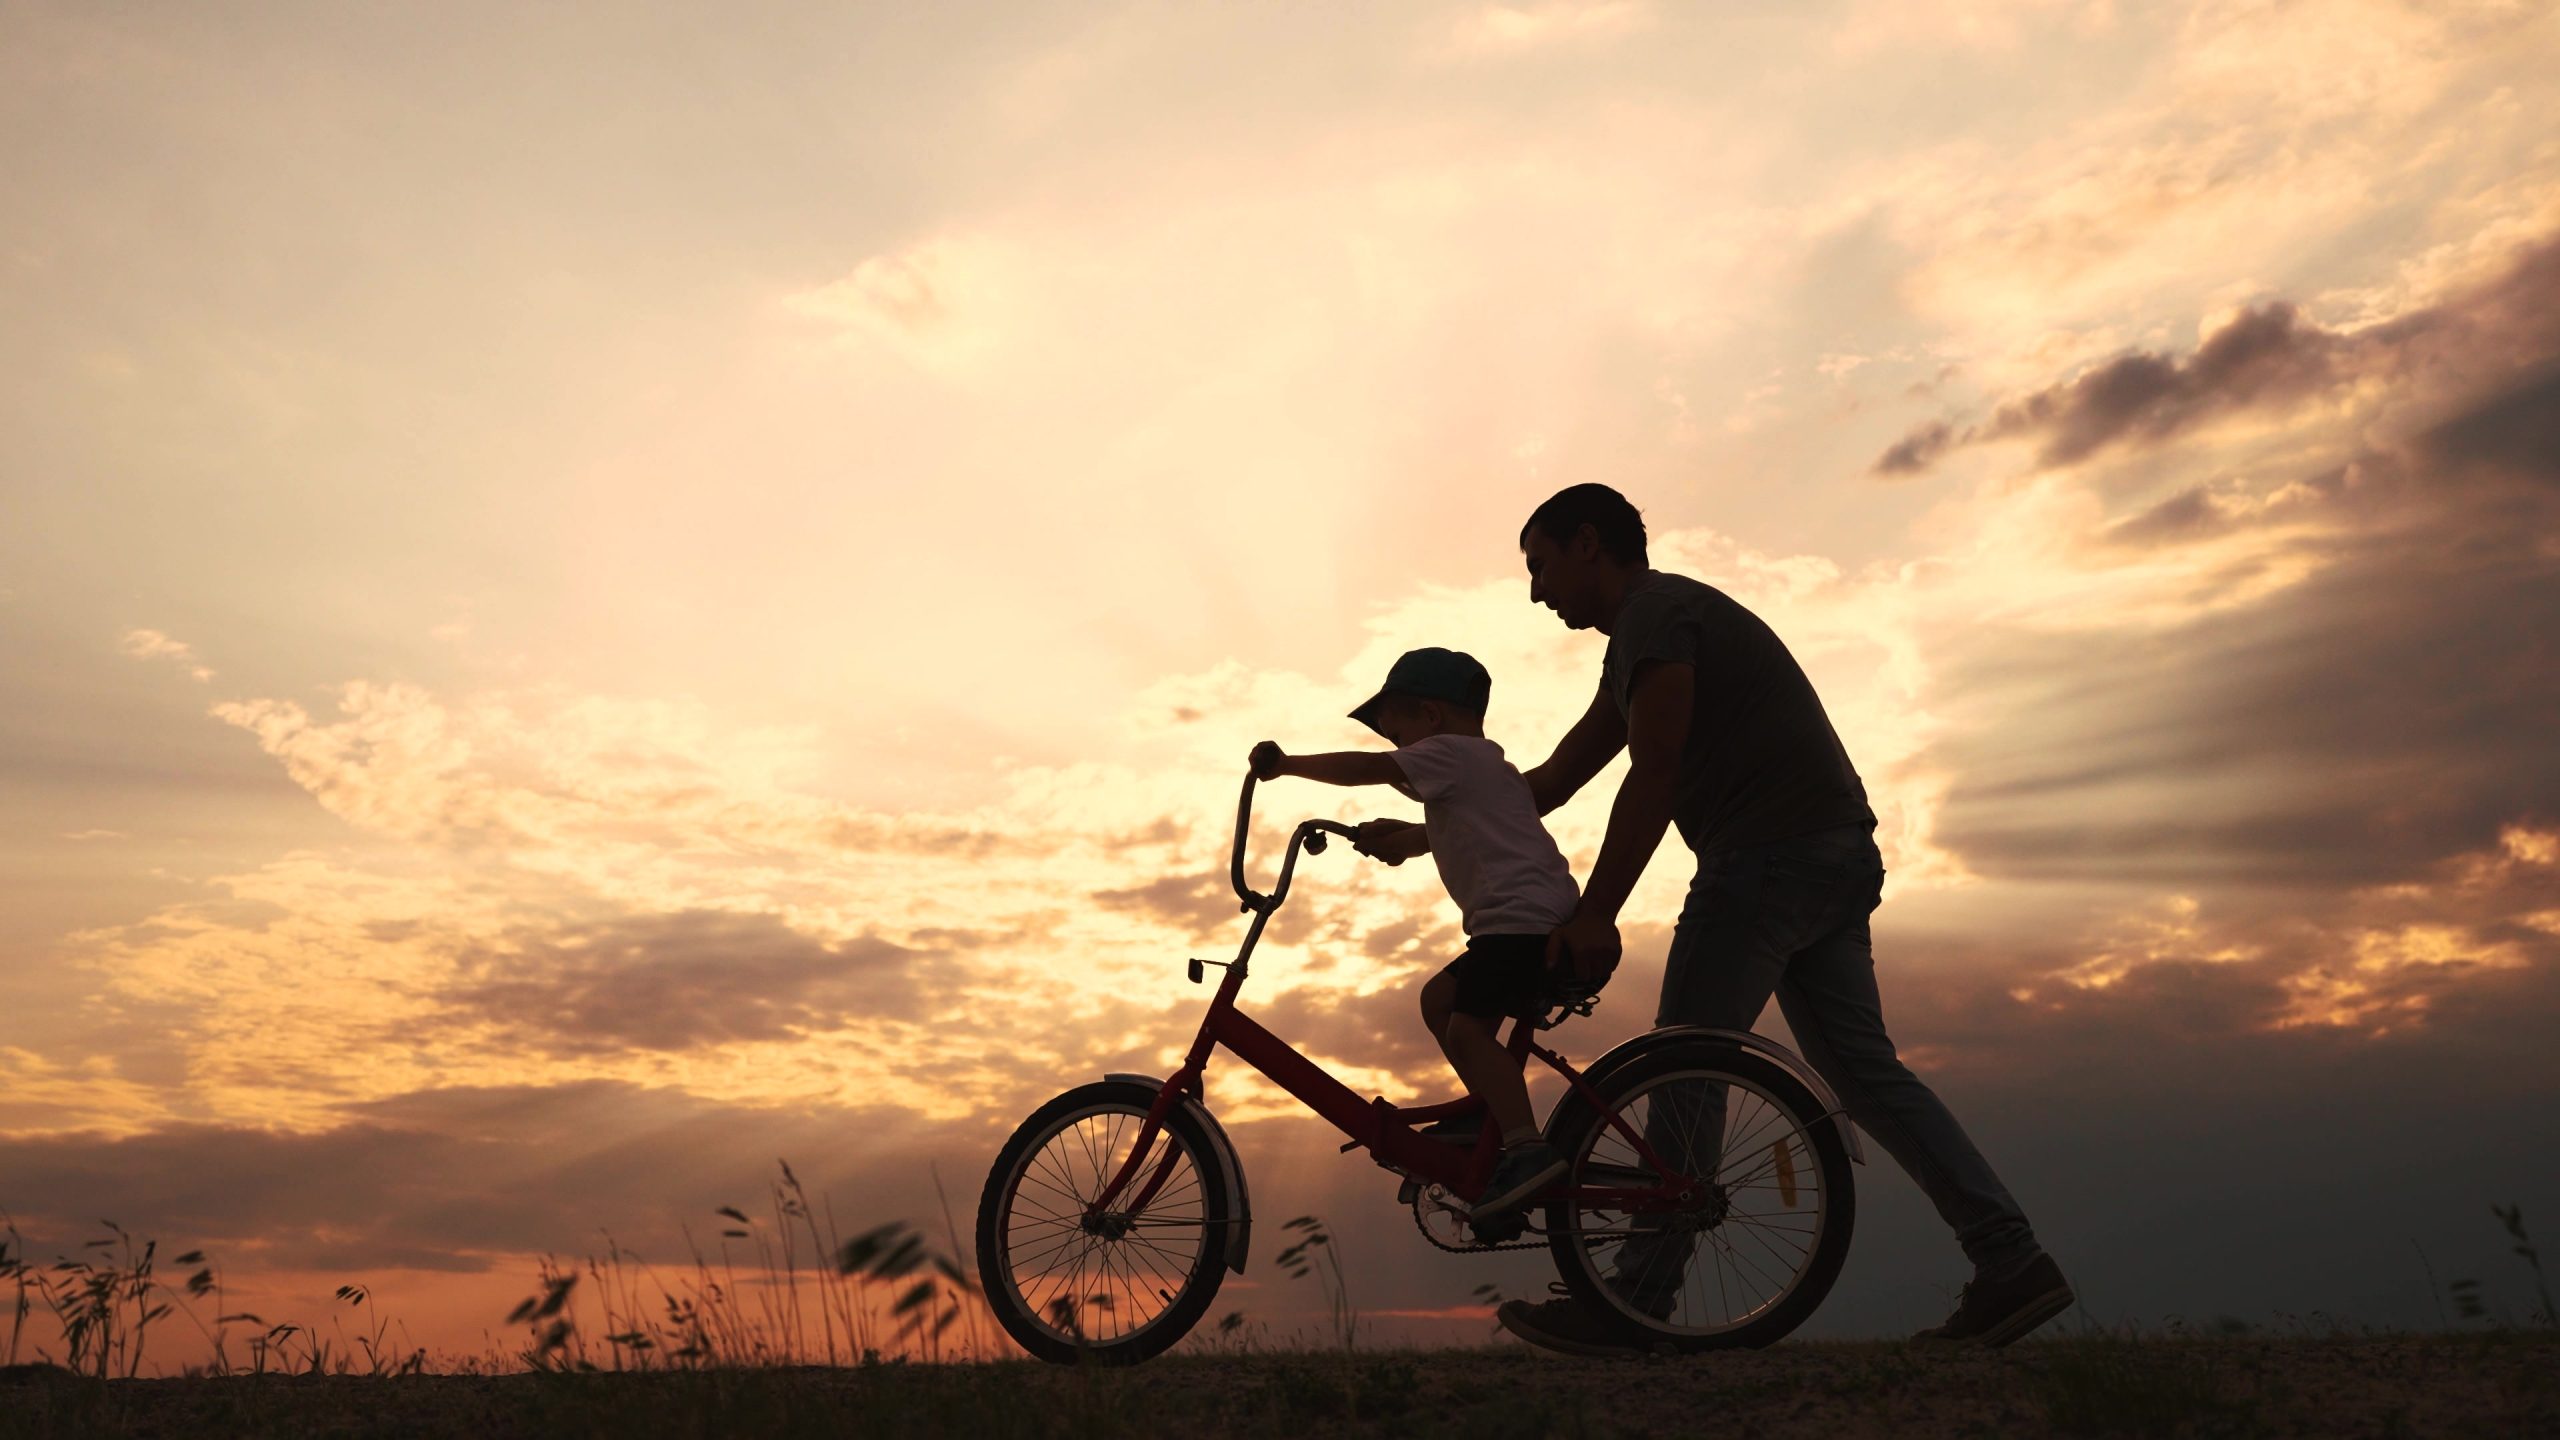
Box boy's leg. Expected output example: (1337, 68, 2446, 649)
(1437, 938, 1569, 1217)
(1437, 1010, 1534, 1140)
(1419, 968, 1458, 1052)
(1427, 957, 1536, 1142)
(1450, 1008, 1569, 1217)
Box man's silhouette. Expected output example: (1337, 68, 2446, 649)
(1361, 484, 2070, 1351)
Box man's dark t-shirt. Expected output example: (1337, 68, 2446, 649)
(1601, 570, 1874, 857)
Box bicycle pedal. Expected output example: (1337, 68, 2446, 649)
(1394, 1178, 1420, 1205)
(1469, 1211, 1529, 1245)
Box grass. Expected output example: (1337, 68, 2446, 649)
(2, 1162, 989, 1379)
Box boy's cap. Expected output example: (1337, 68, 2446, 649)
(1349, 647, 1493, 736)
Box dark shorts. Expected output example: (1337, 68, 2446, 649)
(1447, 932, 1554, 1019)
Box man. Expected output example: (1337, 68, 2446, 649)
(1359, 484, 2070, 1352)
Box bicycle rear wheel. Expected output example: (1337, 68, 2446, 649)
(976, 1080, 1231, 1364)
(1542, 1043, 1855, 1351)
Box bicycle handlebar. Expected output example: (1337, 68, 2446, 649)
(1230, 773, 1357, 915)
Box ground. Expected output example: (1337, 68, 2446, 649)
(2, 1334, 2554, 1438)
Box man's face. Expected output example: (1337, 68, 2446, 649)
(1522, 525, 1603, 630)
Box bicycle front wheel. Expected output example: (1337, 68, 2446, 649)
(1543, 1043, 1856, 1351)
(976, 1080, 1232, 1364)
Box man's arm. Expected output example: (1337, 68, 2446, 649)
(1250, 742, 1406, 788)
(1549, 661, 1692, 982)
(1522, 682, 1629, 816)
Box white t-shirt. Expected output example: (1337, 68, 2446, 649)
(1390, 734, 1580, 936)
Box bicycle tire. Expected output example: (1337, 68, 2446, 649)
(977, 1080, 1232, 1364)
(1541, 1042, 1856, 1351)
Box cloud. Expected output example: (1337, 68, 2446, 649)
(1091, 869, 1250, 940)
(441, 911, 936, 1056)
(117, 627, 212, 683)
(1879, 232, 2560, 475)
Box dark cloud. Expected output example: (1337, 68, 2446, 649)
(0, 1082, 973, 1276)
(441, 910, 933, 1055)
(1090, 870, 1242, 939)
(1920, 233, 2560, 890)
(2424, 362, 2560, 476)
(1090, 850, 1353, 949)
(1877, 234, 2560, 476)
(2097, 482, 2235, 547)
(1873, 418, 1955, 475)
(1932, 445, 2560, 885)
(1826, 931, 2560, 1336)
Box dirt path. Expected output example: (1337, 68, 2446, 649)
(4, 1334, 2554, 1438)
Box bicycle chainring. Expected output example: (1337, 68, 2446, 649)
(1409, 1192, 1548, 1254)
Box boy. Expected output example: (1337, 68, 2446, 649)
(1247, 646, 1579, 1220)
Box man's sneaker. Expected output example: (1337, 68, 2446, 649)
(1497, 1296, 1640, 1357)
(1469, 1141, 1567, 1219)
(1913, 1252, 2074, 1347)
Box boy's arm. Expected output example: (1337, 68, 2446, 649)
(1249, 741, 1407, 789)
(1522, 683, 1629, 816)
(1352, 816, 1430, 864)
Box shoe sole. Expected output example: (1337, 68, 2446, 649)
(1496, 1302, 1638, 1358)
(1468, 1155, 1569, 1219)
(1978, 1285, 2075, 1348)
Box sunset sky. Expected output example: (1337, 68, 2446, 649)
(5, 0, 2558, 1360)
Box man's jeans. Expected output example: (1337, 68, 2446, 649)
(1611, 824, 2040, 1313)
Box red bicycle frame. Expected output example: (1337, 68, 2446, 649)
(1087, 776, 1696, 1228)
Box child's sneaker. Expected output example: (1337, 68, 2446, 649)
(1470, 1140, 1567, 1219)
(1419, 1113, 1484, 1146)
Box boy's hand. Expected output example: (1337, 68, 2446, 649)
(1351, 818, 1427, 865)
(1248, 741, 1287, 780)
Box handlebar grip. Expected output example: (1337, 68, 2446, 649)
(1231, 773, 1258, 903)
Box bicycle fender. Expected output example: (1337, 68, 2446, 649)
(1573, 1028, 1867, 1164)
(1105, 1073, 1253, 1272)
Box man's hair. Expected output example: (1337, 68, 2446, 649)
(1520, 484, 1647, 566)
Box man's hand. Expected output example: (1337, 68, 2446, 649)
(1248, 741, 1287, 780)
(1545, 909, 1623, 987)
(1351, 817, 1428, 866)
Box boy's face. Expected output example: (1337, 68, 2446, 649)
(1522, 524, 1609, 630)
(1373, 696, 1448, 747)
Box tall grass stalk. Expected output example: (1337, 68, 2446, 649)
(1274, 1215, 1361, 1352)
(2492, 1204, 2554, 1328)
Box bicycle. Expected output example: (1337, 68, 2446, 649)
(976, 773, 1867, 1362)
